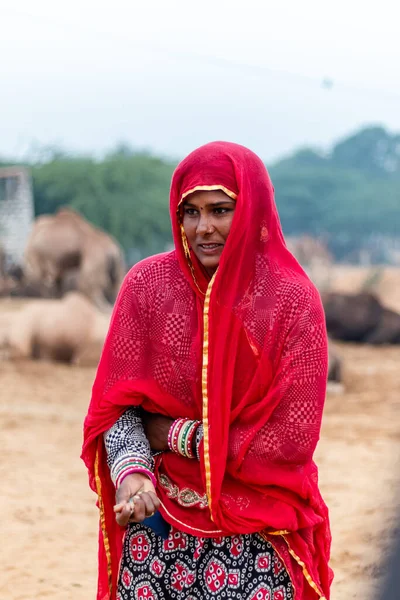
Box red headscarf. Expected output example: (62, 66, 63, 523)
(82, 142, 332, 600)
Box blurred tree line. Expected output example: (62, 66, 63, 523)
(5, 126, 400, 264)
(270, 126, 400, 261)
(29, 145, 176, 264)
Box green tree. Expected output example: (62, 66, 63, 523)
(331, 126, 400, 175)
(3, 126, 400, 265)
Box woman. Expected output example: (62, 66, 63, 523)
(82, 141, 332, 600)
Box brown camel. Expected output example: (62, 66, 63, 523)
(322, 291, 400, 345)
(1, 292, 110, 365)
(328, 342, 342, 383)
(24, 208, 126, 310)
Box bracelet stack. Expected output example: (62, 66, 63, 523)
(195, 423, 204, 461)
(168, 418, 201, 459)
(111, 454, 157, 489)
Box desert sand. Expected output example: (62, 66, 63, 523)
(1, 299, 399, 599)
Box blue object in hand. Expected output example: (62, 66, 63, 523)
(142, 512, 171, 540)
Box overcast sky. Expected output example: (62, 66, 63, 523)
(1, 0, 399, 163)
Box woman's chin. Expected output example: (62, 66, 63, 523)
(199, 259, 219, 277)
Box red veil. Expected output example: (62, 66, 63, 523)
(82, 142, 332, 600)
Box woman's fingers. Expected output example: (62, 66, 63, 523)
(114, 490, 161, 526)
(130, 495, 146, 522)
(116, 499, 135, 526)
(147, 491, 161, 512)
(140, 492, 157, 517)
(128, 492, 161, 523)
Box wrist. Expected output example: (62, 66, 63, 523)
(111, 455, 156, 488)
(117, 468, 156, 489)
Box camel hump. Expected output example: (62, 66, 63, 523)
(23, 208, 126, 310)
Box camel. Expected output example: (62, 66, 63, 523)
(0, 243, 5, 279)
(326, 341, 344, 393)
(364, 308, 400, 344)
(328, 342, 342, 382)
(23, 208, 126, 310)
(322, 291, 400, 345)
(322, 265, 400, 313)
(0, 243, 6, 295)
(1, 292, 110, 365)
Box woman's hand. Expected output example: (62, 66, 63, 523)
(142, 413, 174, 452)
(113, 473, 160, 527)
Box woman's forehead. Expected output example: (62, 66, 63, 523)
(184, 189, 236, 205)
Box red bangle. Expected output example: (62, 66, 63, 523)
(116, 467, 157, 489)
(168, 418, 201, 458)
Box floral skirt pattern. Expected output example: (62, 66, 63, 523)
(117, 524, 293, 599)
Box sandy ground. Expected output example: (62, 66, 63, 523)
(1, 302, 399, 599)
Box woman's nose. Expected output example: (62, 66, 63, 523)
(196, 215, 215, 235)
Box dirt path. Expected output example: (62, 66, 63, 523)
(1, 342, 399, 599)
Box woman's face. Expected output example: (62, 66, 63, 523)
(182, 189, 236, 276)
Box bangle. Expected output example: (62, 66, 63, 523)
(195, 423, 204, 461)
(168, 418, 201, 459)
(167, 418, 179, 453)
(168, 418, 186, 455)
(111, 455, 155, 488)
(182, 419, 199, 459)
(117, 467, 157, 489)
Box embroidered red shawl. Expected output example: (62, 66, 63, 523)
(82, 142, 332, 600)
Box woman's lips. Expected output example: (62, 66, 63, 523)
(198, 243, 223, 255)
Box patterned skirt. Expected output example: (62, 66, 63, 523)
(117, 523, 293, 600)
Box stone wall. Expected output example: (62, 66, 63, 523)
(0, 167, 34, 265)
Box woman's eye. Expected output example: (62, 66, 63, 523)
(214, 207, 229, 214)
(184, 208, 197, 215)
